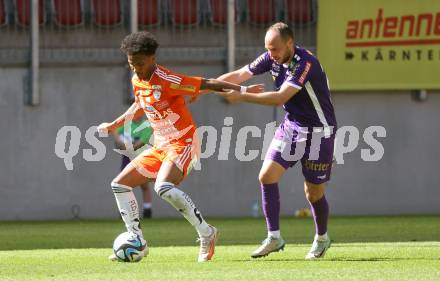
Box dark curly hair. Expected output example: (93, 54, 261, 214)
(120, 31, 159, 56)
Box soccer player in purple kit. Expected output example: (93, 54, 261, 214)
(218, 22, 337, 259)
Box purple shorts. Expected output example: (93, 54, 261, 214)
(266, 122, 335, 184)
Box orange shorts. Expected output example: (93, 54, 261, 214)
(131, 141, 198, 179)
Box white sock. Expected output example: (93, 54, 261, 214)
(268, 230, 281, 239)
(111, 182, 143, 237)
(155, 182, 211, 237)
(143, 202, 152, 209)
(316, 232, 328, 241)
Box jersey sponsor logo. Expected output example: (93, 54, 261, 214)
(304, 160, 330, 171)
(144, 108, 174, 120)
(299, 62, 312, 85)
(169, 83, 197, 93)
(155, 100, 169, 110)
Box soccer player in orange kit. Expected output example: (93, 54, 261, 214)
(97, 31, 263, 262)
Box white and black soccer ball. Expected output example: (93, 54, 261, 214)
(112, 232, 147, 262)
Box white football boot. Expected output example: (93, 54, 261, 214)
(197, 225, 219, 262)
(305, 234, 331, 260)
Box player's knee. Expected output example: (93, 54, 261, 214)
(258, 174, 273, 184)
(258, 170, 276, 184)
(304, 188, 324, 203)
(305, 192, 318, 203)
(111, 172, 126, 187)
(154, 181, 175, 199)
(110, 181, 132, 193)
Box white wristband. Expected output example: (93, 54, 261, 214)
(240, 86, 247, 94)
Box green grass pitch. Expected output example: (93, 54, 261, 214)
(0, 216, 439, 281)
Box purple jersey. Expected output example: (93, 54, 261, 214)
(247, 46, 337, 130)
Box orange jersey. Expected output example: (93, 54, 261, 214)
(132, 65, 202, 147)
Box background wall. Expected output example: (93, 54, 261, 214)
(0, 62, 439, 220)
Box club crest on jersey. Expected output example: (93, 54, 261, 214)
(153, 90, 161, 100)
(152, 85, 162, 90)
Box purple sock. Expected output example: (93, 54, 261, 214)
(310, 195, 329, 235)
(261, 183, 280, 231)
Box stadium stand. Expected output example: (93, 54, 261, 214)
(92, 0, 122, 26)
(208, 0, 238, 25)
(247, 0, 275, 24)
(0, 0, 316, 56)
(138, 0, 160, 26)
(15, 0, 45, 26)
(0, 0, 6, 26)
(285, 0, 312, 24)
(170, 0, 199, 26)
(53, 0, 83, 26)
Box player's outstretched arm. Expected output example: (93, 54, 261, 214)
(219, 83, 299, 106)
(200, 78, 264, 93)
(97, 102, 143, 135)
(200, 78, 241, 92)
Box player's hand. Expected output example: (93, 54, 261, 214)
(97, 122, 114, 136)
(246, 84, 265, 94)
(219, 90, 242, 104)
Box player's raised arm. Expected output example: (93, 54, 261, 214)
(97, 102, 143, 134)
